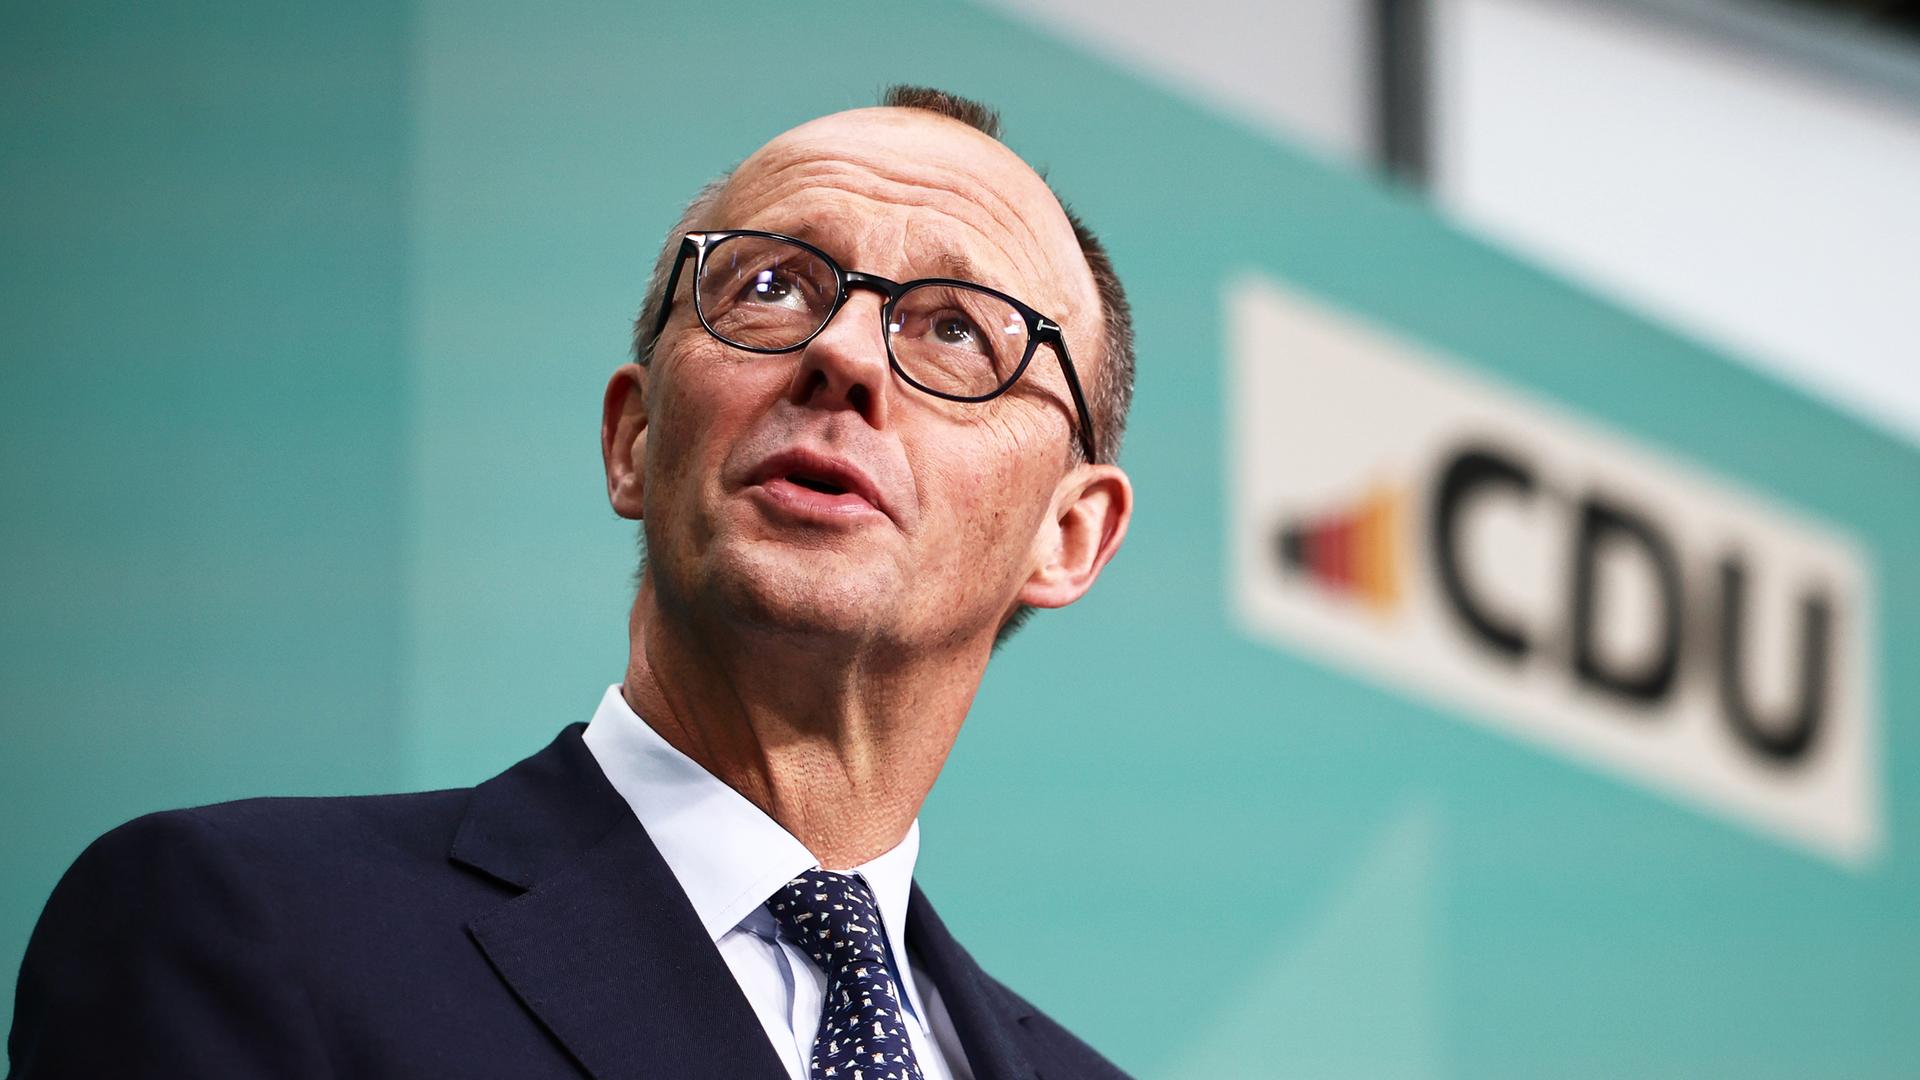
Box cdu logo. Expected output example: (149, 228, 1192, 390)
(1274, 485, 1406, 618)
(1230, 277, 1879, 866)
(1273, 446, 1837, 768)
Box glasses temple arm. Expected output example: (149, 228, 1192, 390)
(643, 238, 696, 363)
(1047, 331, 1099, 464)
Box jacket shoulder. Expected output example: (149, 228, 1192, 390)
(117, 785, 474, 860)
(8, 787, 484, 1077)
(49, 785, 477, 910)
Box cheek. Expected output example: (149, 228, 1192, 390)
(646, 349, 777, 500)
(641, 378, 705, 521)
(916, 437, 1058, 578)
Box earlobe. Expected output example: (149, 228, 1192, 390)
(601, 363, 649, 520)
(1017, 464, 1134, 610)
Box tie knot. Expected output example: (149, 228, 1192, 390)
(766, 869, 891, 974)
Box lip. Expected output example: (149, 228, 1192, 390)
(745, 448, 892, 524)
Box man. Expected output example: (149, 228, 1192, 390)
(7, 86, 1136, 1079)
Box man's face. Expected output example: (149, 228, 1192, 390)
(622, 108, 1107, 652)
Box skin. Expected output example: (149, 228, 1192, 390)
(599, 106, 1132, 869)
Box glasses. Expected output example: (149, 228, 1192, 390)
(648, 229, 1099, 462)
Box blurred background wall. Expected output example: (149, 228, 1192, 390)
(4, 1, 1917, 1075)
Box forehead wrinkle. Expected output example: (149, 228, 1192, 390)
(780, 213, 986, 285)
(782, 192, 1028, 292)
(744, 139, 1048, 249)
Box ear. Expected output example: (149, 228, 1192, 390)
(1017, 463, 1134, 609)
(601, 362, 649, 520)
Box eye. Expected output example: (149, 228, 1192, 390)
(740, 266, 806, 305)
(931, 313, 981, 347)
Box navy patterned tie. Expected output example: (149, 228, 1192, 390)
(767, 869, 926, 1080)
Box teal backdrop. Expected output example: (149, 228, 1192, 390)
(5, 3, 1918, 1076)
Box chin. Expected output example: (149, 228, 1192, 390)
(700, 539, 902, 643)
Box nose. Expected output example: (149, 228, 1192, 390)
(785, 289, 892, 431)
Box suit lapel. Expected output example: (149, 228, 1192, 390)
(451, 725, 788, 1080)
(908, 884, 1040, 1080)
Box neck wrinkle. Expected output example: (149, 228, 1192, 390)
(621, 579, 987, 871)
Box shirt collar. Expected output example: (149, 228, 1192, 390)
(580, 684, 927, 1013)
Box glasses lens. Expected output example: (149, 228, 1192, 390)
(696, 235, 838, 350)
(887, 284, 1029, 398)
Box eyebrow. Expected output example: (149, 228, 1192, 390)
(785, 218, 996, 288)
(913, 245, 990, 284)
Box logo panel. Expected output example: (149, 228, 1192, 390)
(1229, 276, 1879, 865)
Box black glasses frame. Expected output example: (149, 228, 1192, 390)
(647, 229, 1099, 463)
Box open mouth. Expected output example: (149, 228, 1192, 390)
(787, 473, 849, 496)
(747, 449, 886, 521)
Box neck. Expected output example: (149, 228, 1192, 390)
(620, 580, 989, 870)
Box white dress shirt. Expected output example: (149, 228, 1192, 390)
(581, 684, 974, 1080)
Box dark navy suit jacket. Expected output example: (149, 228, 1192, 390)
(7, 724, 1130, 1079)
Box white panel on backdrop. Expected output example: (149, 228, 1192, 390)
(980, 0, 1372, 163)
(1228, 275, 1880, 866)
(1431, 0, 1920, 449)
